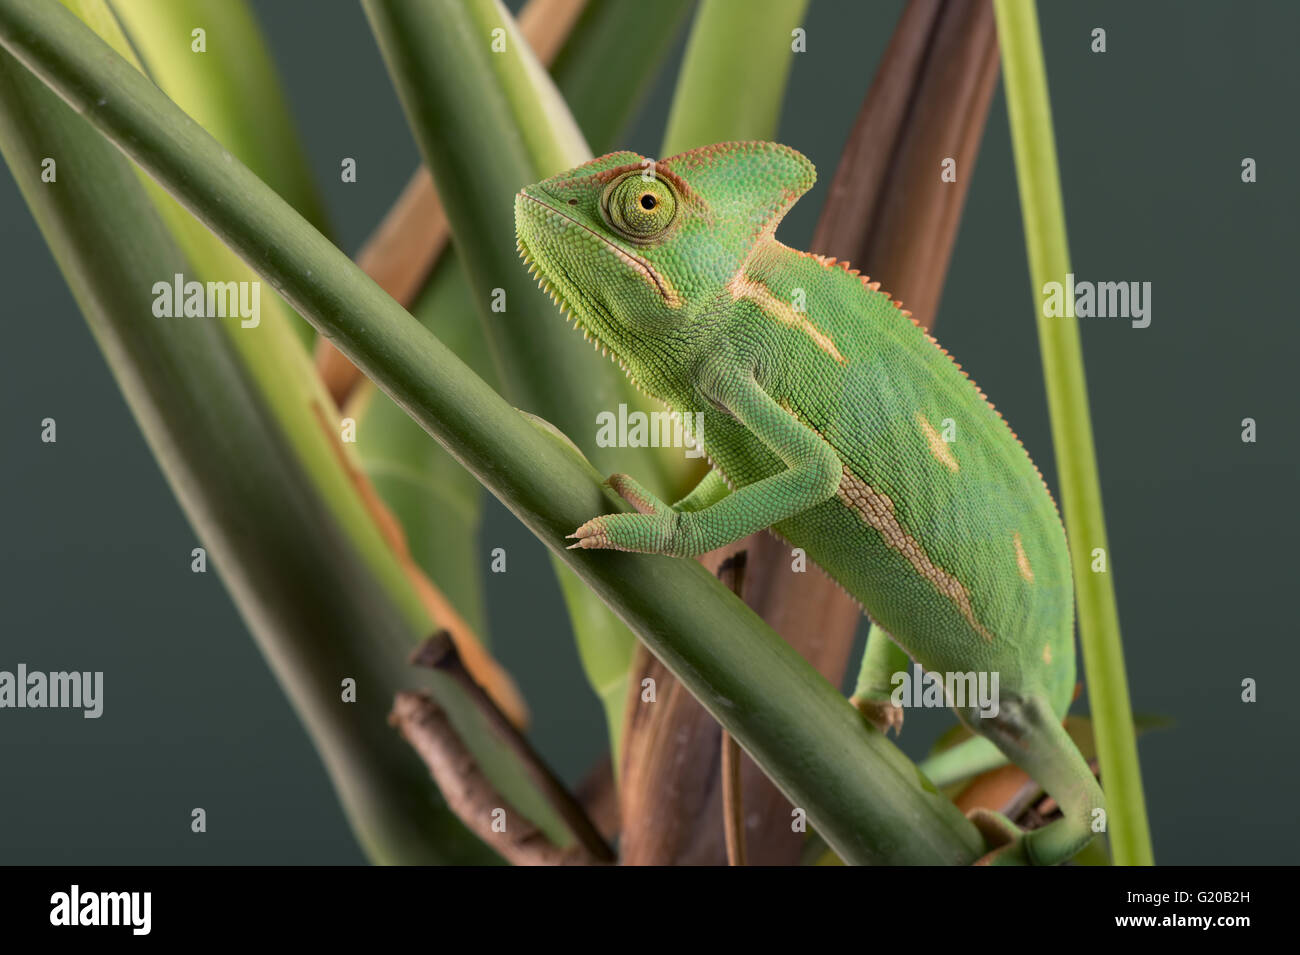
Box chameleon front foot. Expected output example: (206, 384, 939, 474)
(567, 473, 682, 555)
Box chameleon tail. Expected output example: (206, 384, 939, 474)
(971, 694, 1106, 866)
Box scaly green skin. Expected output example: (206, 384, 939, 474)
(515, 141, 1104, 865)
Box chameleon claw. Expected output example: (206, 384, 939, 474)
(850, 695, 904, 736)
(567, 519, 613, 550)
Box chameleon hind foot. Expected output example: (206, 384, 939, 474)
(849, 623, 908, 735)
(967, 809, 1031, 865)
(849, 693, 904, 736)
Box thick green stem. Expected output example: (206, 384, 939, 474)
(992, 0, 1153, 866)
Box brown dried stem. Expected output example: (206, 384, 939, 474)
(391, 630, 614, 865)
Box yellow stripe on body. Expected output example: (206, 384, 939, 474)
(837, 466, 995, 642)
(726, 273, 847, 365)
(915, 413, 959, 472)
(1013, 532, 1035, 583)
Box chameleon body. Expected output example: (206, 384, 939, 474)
(515, 142, 1104, 865)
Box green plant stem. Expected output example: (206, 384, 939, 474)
(661, 0, 810, 154)
(0, 0, 985, 864)
(993, 0, 1153, 866)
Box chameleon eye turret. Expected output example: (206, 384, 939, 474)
(602, 172, 677, 241)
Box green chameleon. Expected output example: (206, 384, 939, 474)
(515, 141, 1103, 865)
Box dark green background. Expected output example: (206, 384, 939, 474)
(1, 1, 1295, 864)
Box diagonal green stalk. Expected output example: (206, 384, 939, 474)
(993, 0, 1153, 866)
(0, 0, 986, 864)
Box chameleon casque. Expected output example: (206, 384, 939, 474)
(515, 141, 1104, 865)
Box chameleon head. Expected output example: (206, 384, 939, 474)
(515, 142, 816, 381)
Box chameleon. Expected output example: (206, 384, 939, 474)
(514, 141, 1104, 865)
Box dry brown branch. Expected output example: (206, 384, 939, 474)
(812, 0, 1000, 331)
(390, 630, 614, 865)
(391, 691, 601, 865)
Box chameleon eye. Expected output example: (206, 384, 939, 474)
(602, 173, 677, 241)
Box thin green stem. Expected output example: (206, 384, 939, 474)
(993, 0, 1153, 866)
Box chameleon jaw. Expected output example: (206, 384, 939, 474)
(516, 191, 681, 308)
(514, 207, 645, 385)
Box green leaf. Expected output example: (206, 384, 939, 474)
(108, 0, 331, 347)
(349, 262, 499, 639)
(552, 0, 693, 151)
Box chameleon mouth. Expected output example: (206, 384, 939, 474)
(516, 191, 680, 307)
